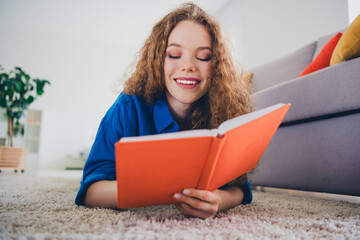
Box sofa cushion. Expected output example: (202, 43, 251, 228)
(331, 15, 360, 65)
(252, 57, 360, 124)
(250, 41, 317, 92)
(299, 33, 342, 77)
(313, 30, 345, 60)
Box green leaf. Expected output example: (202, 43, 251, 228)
(13, 120, 24, 137)
(0, 98, 6, 108)
(14, 67, 22, 72)
(14, 111, 23, 120)
(15, 80, 24, 93)
(0, 66, 50, 139)
(26, 95, 35, 104)
(7, 110, 15, 118)
(35, 80, 46, 96)
(0, 73, 8, 81)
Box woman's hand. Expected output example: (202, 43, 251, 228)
(173, 186, 244, 219)
(174, 188, 222, 219)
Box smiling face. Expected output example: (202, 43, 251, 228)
(164, 20, 212, 108)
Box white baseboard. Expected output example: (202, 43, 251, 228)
(37, 170, 82, 179)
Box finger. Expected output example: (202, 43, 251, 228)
(175, 204, 187, 215)
(175, 204, 192, 218)
(183, 188, 220, 204)
(177, 203, 213, 219)
(174, 193, 218, 214)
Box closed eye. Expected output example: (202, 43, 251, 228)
(168, 55, 180, 59)
(197, 57, 211, 62)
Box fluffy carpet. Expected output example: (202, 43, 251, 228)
(0, 174, 359, 240)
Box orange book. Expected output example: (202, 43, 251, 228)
(115, 103, 291, 209)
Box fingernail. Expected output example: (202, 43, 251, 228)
(174, 193, 181, 199)
(183, 189, 190, 195)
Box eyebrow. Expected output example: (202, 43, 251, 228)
(167, 43, 212, 51)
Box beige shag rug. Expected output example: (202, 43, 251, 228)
(0, 174, 359, 240)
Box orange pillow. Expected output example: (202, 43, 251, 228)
(330, 14, 360, 65)
(299, 32, 342, 77)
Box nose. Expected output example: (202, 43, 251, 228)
(181, 56, 196, 72)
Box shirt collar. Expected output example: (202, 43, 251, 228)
(153, 94, 179, 133)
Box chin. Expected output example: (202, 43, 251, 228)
(166, 87, 206, 105)
(179, 95, 202, 105)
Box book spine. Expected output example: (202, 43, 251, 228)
(196, 136, 227, 190)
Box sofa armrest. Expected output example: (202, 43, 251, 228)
(252, 57, 360, 123)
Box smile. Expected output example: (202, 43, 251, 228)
(174, 78, 200, 86)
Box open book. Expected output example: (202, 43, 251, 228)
(115, 103, 291, 209)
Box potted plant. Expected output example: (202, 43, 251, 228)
(0, 65, 50, 172)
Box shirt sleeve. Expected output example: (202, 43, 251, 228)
(240, 180, 253, 205)
(219, 176, 253, 205)
(75, 99, 125, 206)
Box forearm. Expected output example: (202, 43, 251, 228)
(84, 180, 118, 208)
(218, 185, 244, 211)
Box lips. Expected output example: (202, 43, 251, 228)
(174, 77, 200, 85)
(173, 77, 200, 89)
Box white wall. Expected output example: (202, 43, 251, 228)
(0, 0, 227, 170)
(348, 0, 360, 23)
(216, 0, 349, 69)
(0, 0, 159, 170)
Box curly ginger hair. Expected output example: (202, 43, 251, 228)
(124, 3, 253, 129)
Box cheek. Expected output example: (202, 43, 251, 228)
(201, 62, 212, 80)
(164, 59, 177, 78)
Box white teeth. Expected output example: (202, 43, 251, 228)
(175, 79, 198, 85)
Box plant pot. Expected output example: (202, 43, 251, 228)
(0, 146, 28, 173)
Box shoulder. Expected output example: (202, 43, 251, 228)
(100, 92, 151, 135)
(110, 92, 149, 112)
(115, 92, 146, 105)
(104, 92, 152, 122)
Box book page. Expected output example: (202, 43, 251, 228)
(217, 103, 285, 136)
(119, 129, 218, 142)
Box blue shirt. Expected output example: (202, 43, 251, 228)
(75, 92, 252, 206)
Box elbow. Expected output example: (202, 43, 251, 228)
(83, 180, 118, 209)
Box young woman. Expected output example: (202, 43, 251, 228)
(75, 3, 253, 219)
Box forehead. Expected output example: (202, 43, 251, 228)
(168, 21, 212, 48)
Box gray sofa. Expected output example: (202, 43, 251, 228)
(248, 31, 360, 196)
